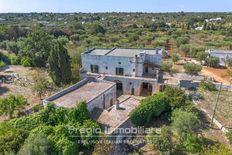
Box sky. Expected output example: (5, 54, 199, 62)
(0, 0, 232, 13)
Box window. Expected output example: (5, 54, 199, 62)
(145, 66, 148, 73)
(118, 62, 121, 64)
(105, 66, 108, 70)
(116, 67, 124, 75)
(90, 64, 99, 73)
(133, 68, 135, 72)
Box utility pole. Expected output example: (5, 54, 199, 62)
(210, 82, 222, 127)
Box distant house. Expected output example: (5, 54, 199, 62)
(195, 26, 203, 31)
(205, 17, 222, 22)
(207, 50, 232, 66)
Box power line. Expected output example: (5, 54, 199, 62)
(210, 82, 222, 128)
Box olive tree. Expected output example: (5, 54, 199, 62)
(0, 95, 27, 119)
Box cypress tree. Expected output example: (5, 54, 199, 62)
(48, 41, 72, 86)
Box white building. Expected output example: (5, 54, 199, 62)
(207, 50, 232, 66)
(81, 48, 163, 96)
(43, 77, 117, 112)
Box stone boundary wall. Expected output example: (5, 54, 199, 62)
(43, 78, 89, 105)
(213, 82, 232, 92)
(193, 100, 229, 133)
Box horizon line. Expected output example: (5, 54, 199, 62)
(1, 11, 232, 14)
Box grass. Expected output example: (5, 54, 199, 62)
(198, 88, 232, 128)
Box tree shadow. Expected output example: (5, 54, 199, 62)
(0, 65, 10, 72)
(0, 86, 10, 95)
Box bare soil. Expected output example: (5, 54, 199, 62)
(200, 67, 231, 84)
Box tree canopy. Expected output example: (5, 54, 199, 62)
(48, 41, 72, 86)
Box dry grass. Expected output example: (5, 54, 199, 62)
(198, 88, 232, 128)
(0, 65, 52, 121)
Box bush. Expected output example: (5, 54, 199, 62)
(171, 109, 200, 139)
(184, 62, 202, 74)
(176, 36, 190, 48)
(199, 80, 216, 91)
(0, 123, 28, 154)
(203, 144, 232, 155)
(171, 53, 180, 64)
(148, 126, 174, 154)
(226, 131, 232, 144)
(20, 57, 32, 67)
(8, 54, 19, 65)
(161, 62, 173, 72)
(18, 133, 51, 155)
(182, 134, 205, 153)
(227, 58, 232, 67)
(0, 60, 6, 67)
(6, 41, 19, 54)
(70, 34, 80, 42)
(2, 102, 100, 154)
(130, 93, 170, 126)
(164, 86, 188, 110)
(68, 102, 90, 124)
(206, 56, 220, 67)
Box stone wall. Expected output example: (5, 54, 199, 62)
(213, 82, 232, 91)
(81, 51, 162, 78)
(43, 78, 89, 106)
(87, 82, 117, 112)
(81, 53, 141, 77)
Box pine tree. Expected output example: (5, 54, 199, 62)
(48, 41, 72, 86)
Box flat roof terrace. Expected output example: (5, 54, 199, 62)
(47, 80, 115, 108)
(93, 95, 143, 134)
(85, 48, 162, 58)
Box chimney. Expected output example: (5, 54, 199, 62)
(115, 99, 120, 109)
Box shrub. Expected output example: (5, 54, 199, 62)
(206, 56, 220, 67)
(171, 53, 180, 64)
(20, 57, 32, 67)
(197, 52, 208, 64)
(203, 144, 232, 155)
(227, 58, 232, 67)
(176, 36, 190, 48)
(8, 54, 19, 65)
(182, 134, 205, 153)
(164, 86, 188, 110)
(148, 126, 174, 154)
(130, 93, 170, 126)
(18, 133, 51, 155)
(226, 131, 232, 144)
(68, 102, 90, 124)
(199, 80, 216, 91)
(184, 62, 202, 74)
(0, 60, 6, 67)
(171, 109, 200, 139)
(70, 34, 80, 42)
(0, 123, 28, 154)
(161, 62, 173, 72)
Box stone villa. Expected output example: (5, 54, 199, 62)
(43, 47, 163, 132)
(81, 47, 163, 96)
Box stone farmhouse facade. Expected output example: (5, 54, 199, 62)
(81, 47, 163, 96)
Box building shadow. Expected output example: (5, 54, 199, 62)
(0, 86, 10, 95)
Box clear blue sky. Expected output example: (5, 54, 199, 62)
(0, 0, 232, 13)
